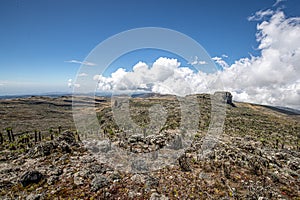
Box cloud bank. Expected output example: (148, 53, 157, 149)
(92, 10, 300, 109)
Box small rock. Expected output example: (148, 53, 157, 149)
(129, 134, 143, 143)
(20, 170, 43, 187)
(0, 180, 13, 189)
(59, 154, 68, 162)
(109, 171, 122, 181)
(85, 163, 110, 179)
(58, 141, 72, 153)
(131, 159, 149, 172)
(91, 175, 109, 192)
(150, 192, 169, 200)
(97, 140, 112, 153)
(47, 175, 58, 185)
(128, 191, 142, 198)
(145, 176, 159, 189)
(130, 174, 145, 184)
(27, 141, 57, 158)
(178, 154, 191, 172)
(73, 172, 84, 185)
(26, 193, 42, 200)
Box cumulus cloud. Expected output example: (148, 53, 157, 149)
(223, 10, 300, 109)
(91, 10, 299, 109)
(68, 79, 80, 88)
(65, 59, 96, 66)
(188, 56, 207, 65)
(94, 57, 206, 96)
(212, 56, 229, 68)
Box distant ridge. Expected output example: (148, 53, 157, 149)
(1, 92, 299, 115)
(262, 105, 300, 115)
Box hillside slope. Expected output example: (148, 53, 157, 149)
(0, 94, 299, 199)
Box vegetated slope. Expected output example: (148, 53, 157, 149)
(0, 94, 299, 199)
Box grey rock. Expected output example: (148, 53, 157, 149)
(27, 141, 57, 158)
(47, 175, 58, 185)
(0, 180, 13, 189)
(214, 91, 233, 105)
(57, 131, 77, 146)
(145, 176, 159, 190)
(73, 172, 84, 185)
(109, 171, 122, 181)
(26, 193, 42, 200)
(91, 175, 109, 192)
(130, 174, 145, 184)
(129, 134, 143, 143)
(131, 159, 149, 172)
(97, 140, 111, 153)
(150, 192, 169, 200)
(20, 170, 43, 187)
(85, 163, 110, 179)
(178, 154, 191, 172)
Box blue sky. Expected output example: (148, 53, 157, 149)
(0, 0, 300, 106)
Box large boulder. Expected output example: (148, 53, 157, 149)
(214, 91, 233, 105)
(20, 170, 43, 187)
(57, 131, 78, 146)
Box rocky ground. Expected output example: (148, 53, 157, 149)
(0, 94, 299, 199)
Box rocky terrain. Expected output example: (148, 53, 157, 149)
(0, 93, 299, 199)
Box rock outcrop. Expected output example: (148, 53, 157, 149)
(20, 170, 43, 187)
(214, 91, 233, 105)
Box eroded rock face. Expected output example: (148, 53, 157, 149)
(20, 170, 43, 187)
(214, 91, 233, 105)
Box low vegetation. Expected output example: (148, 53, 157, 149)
(0, 94, 299, 199)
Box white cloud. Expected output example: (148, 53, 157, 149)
(94, 57, 195, 96)
(222, 54, 228, 58)
(248, 9, 274, 21)
(212, 56, 229, 68)
(273, 0, 286, 7)
(68, 79, 80, 88)
(223, 10, 300, 109)
(91, 10, 299, 110)
(78, 73, 88, 77)
(65, 59, 96, 66)
(188, 56, 207, 65)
